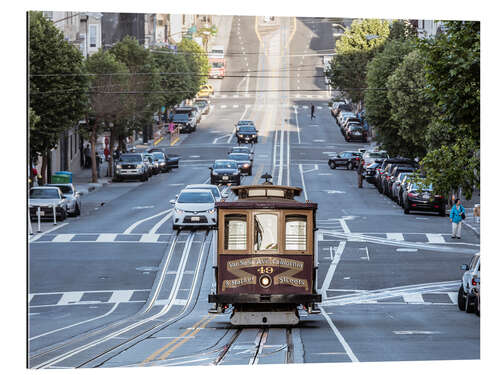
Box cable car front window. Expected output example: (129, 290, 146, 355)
(285, 215, 307, 251)
(254, 213, 278, 251)
(224, 214, 247, 250)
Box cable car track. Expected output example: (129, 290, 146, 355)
(29, 229, 212, 369)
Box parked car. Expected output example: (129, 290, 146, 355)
(382, 163, 417, 196)
(401, 182, 445, 216)
(386, 167, 417, 199)
(229, 146, 254, 161)
(142, 153, 156, 176)
(29, 187, 68, 221)
(194, 99, 210, 115)
(364, 161, 381, 184)
(391, 172, 412, 204)
(330, 101, 346, 116)
(228, 153, 253, 175)
(328, 151, 363, 170)
(236, 125, 258, 144)
(470, 271, 480, 316)
(114, 153, 149, 182)
(333, 103, 353, 118)
(336, 111, 356, 126)
(170, 189, 217, 230)
(147, 148, 181, 169)
(151, 152, 169, 173)
(341, 118, 362, 135)
(209, 160, 241, 185)
(458, 253, 480, 313)
(362, 150, 389, 166)
(46, 183, 82, 217)
(397, 174, 416, 206)
(184, 184, 228, 202)
(344, 124, 367, 142)
(375, 158, 417, 193)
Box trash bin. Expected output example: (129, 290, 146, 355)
(54, 171, 73, 183)
(51, 174, 71, 184)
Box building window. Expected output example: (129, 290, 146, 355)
(158, 19, 164, 26)
(89, 24, 97, 47)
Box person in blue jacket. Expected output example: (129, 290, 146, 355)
(450, 198, 465, 239)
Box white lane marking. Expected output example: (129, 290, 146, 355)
(108, 290, 134, 303)
(97, 233, 117, 242)
(29, 223, 69, 242)
(189, 155, 200, 158)
(221, 105, 227, 109)
(361, 246, 370, 261)
(426, 233, 446, 243)
(132, 206, 155, 210)
(213, 134, 231, 144)
(149, 210, 174, 234)
(227, 105, 250, 144)
(403, 293, 425, 303)
(313, 139, 325, 142)
(123, 209, 172, 234)
(232, 104, 239, 108)
(140, 234, 160, 242)
(317, 106, 323, 109)
(386, 233, 404, 241)
(57, 292, 84, 305)
(29, 303, 120, 341)
(319, 306, 359, 362)
(294, 106, 301, 144)
(302, 105, 308, 109)
(324, 190, 346, 194)
(318, 173, 333, 176)
(339, 219, 351, 234)
(448, 292, 458, 304)
(396, 248, 418, 252)
(52, 234, 75, 242)
(320, 241, 346, 298)
(298, 164, 308, 201)
(393, 331, 440, 335)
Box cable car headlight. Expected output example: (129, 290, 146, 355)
(259, 274, 272, 288)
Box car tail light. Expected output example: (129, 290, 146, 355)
(434, 205, 439, 208)
(472, 278, 478, 286)
(408, 192, 418, 198)
(355, 157, 359, 161)
(411, 203, 417, 207)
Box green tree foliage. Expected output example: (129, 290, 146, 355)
(418, 138, 479, 200)
(153, 49, 192, 109)
(388, 19, 418, 41)
(178, 38, 210, 97)
(29, 11, 89, 182)
(386, 49, 431, 158)
(326, 19, 390, 104)
(85, 50, 129, 182)
(417, 21, 480, 199)
(365, 39, 414, 156)
(195, 24, 217, 52)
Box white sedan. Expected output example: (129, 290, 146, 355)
(184, 184, 228, 202)
(170, 189, 217, 230)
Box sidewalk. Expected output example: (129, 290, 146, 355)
(71, 162, 111, 195)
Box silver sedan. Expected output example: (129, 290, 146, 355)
(46, 183, 82, 216)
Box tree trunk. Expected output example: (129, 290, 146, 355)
(91, 122, 97, 183)
(41, 152, 48, 185)
(108, 126, 115, 178)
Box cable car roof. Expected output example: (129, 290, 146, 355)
(230, 185, 303, 200)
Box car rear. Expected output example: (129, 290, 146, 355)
(173, 190, 216, 229)
(405, 184, 445, 215)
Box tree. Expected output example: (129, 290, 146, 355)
(153, 49, 192, 110)
(326, 19, 390, 105)
(178, 38, 210, 98)
(85, 50, 129, 182)
(365, 39, 415, 156)
(416, 21, 480, 199)
(386, 49, 431, 158)
(195, 24, 217, 52)
(109, 36, 162, 170)
(29, 11, 89, 183)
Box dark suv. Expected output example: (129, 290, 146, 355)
(236, 125, 258, 144)
(328, 151, 363, 170)
(114, 153, 149, 182)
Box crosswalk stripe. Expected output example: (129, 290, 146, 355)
(57, 292, 84, 305)
(447, 292, 458, 305)
(232, 104, 239, 108)
(426, 233, 446, 243)
(402, 294, 424, 303)
(140, 234, 160, 243)
(386, 233, 404, 241)
(52, 234, 75, 242)
(220, 105, 227, 108)
(108, 290, 134, 303)
(97, 234, 117, 242)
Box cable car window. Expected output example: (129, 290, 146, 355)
(254, 213, 278, 251)
(285, 215, 307, 251)
(224, 214, 247, 250)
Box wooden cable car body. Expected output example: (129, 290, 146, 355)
(209, 184, 321, 325)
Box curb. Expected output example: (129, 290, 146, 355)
(463, 221, 480, 239)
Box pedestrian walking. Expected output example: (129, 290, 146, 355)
(84, 144, 91, 168)
(104, 146, 110, 161)
(450, 198, 465, 239)
(357, 159, 365, 188)
(310, 103, 315, 120)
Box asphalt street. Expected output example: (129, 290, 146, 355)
(28, 16, 479, 368)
